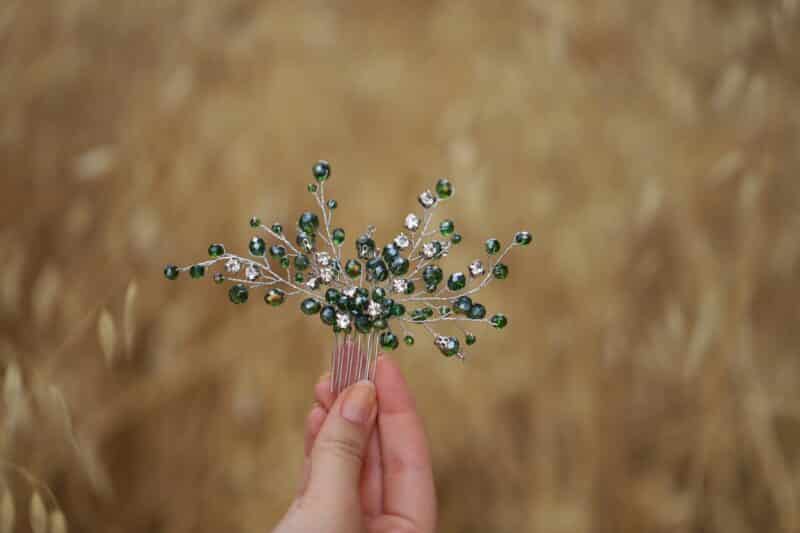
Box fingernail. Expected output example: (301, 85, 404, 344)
(341, 380, 376, 425)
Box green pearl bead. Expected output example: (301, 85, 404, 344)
(490, 313, 508, 329)
(308, 183, 318, 193)
(320, 305, 337, 325)
(271, 223, 283, 234)
(164, 264, 179, 280)
(422, 265, 443, 285)
(280, 257, 290, 268)
(465, 333, 476, 345)
(404, 335, 415, 346)
(264, 288, 285, 306)
(382, 243, 401, 261)
(300, 298, 322, 315)
(390, 302, 406, 316)
(454, 296, 472, 314)
(372, 318, 388, 330)
(189, 264, 206, 279)
(312, 160, 330, 182)
(372, 287, 386, 302)
(515, 231, 532, 245)
(450, 233, 462, 245)
(327, 199, 338, 209)
(208, 243, 225, 257)
(438, 336, 460, 357)
(269, 245, 287, 258)
(366, 258, 389, 282)
(485, 238, 501, 255)
(249, 237, 266, 256)
(380, 331, 399, 350)
(447, 272, 466, 291)
(298, 212, 320, 234)
(354, 315, 371, 333)
(411, 309, 427, 322)
(325, 288, 340, 303)
(295, 272, 304, 283)
(492, 263, 508, 280)
(468, 303, 486, 319)
(389, 256, 409, 275)
(213, 272, 225, 284)
(249, 216, 261, 228)
(228, 284, 248, 304)
(435, 178, 454, 199)
(439, 219, 455, 236)
(332, 228, 345, 246)
(294, 254, 310, 271)
(345, 259, 362, 278)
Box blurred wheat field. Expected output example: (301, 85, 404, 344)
(1, 1, 800, 532)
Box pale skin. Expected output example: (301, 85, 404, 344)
(273, 355, 437, 533)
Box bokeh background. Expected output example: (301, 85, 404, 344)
(2, 1, 800, 532)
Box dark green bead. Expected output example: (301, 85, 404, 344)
(312, 160, 330, 182)
(325, 288, 340, 303)
(366, 258, 389, 282)
(213, 272, 225, 284)
(411, 309, 427, 322)
(307, 183, 318, 193)
(345, 259, 362, 278)
(355, 315, 372, 333)
(332, 228, 345, 246)
(296, 231, 315, 252)
(228, 284, 249, 304)
(295, 273, 304, 283)
(451, 233, 462, 245)
(208, 243, 225, 257)
(269, 245, 287, 258)
(249, 237, 266, 256)
(381, 298, 394, 318)
(355, 234, 376, 259)
(422, 265, 443, 285)
(437, 336, 460, 357)
(425, 284, 438, 293)
(280, 257, 290, 268)
(465, 333, 477, 345)
(435, 178, 454, 199)
(492, 263, 508, 280)
(372, 318, 388, 330)
(389, 256, 409, 275)
(300, 298, 322, 315)
(298, 212, 320, 234)
(515, 231, 532, 245)
(336, 295, 351, 312)
(490, 313, 508, 329)
(294, 254, 310, 271)
(190, 264, 206, 279)
(404, 280, 415, 294)
(439, 306, 451, 315)
(390, 302, 406, 316)
(271, 223, 283, 234)
(354, 294, 369, 311)
(164, 264, 179, 280)
(404, 335, 415, 346)
(423, 307, 434, 318)
(485, 238, 501, 255)
(372, 287, 386, 302)
(468, 303, 486, 319)
(249, 216, 261, 228)
(355, 287, 369, 298)
(327, 199, 338, 209)
(439, 219, 455, 236)
(264, 288, 285, 306)
(447, 272, 466, 291)
(454, 295, 473, 314)
(379, 331, 399, 350)
(382, 243, 401, 261)
(320, 305, 337, 325)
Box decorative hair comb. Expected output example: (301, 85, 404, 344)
(164, 161, 532, 393)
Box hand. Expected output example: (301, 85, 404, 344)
(273, 355, 437, 533)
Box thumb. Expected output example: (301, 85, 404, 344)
(306, 379, 377, 506)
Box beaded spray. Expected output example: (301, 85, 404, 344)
(164, 161, 532, 393)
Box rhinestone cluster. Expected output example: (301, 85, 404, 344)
(164, 160, 532, 359)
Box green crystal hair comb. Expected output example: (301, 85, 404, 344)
(164, 161, 532, 393)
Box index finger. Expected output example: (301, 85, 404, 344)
(374, 355, 437, 532)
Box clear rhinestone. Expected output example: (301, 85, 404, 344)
(404, 213, 420, 231)
(469, 260, 485, 277)
(343, 287, 357, 297)
(394, 233, 410, 249)
(245, 264, 260, 281)
(367, 301, 383, 318)
(336, 313, 351, 329)
(225, 258, 242, 273)
(418, 190, 437, 208)
(422, 242, 437, 259)
(392, 278, 408, 294)
(315, 252, 331, 267)
(319, 267, 334, 283)
(306, 277, 320, 290)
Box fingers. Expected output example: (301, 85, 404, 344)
(298, 402, 327, 496)
(375, 355, 437, 532)
(314, 373, 336, 410)
(306, 379, 378, 510)
(360, 429, 384, 517)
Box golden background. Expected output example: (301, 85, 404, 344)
(2, 1, 800, 532)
